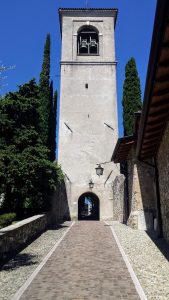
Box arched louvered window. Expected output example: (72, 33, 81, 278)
(77, 26, 99, 55)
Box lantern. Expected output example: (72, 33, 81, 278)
(95, 164, 104, 176)
(89, 179, 94, 189)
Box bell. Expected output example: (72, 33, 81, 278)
(90, 39, 97, 48)
(80, 39, 88, 49)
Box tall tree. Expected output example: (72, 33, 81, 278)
(39, 34, 51, 146)
(122, 57, 142, 136)
(0, 80, 63, 214)
(48, 82, 57, 162)
(52, 90, 57, 161)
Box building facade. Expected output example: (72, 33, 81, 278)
(58, 8, 119, 220)
(112, 0, 169, 240)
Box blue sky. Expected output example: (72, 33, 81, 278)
(1, 0, 157, 137)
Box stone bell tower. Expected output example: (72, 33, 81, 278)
(58, 8, 119, 220)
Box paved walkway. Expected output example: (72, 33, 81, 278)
(16, 222, 140, 300)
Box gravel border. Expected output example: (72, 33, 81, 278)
(0, 221, 72, 300)
(107, 221, 169, 300)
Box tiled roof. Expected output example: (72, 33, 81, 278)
(112, 112, 140, 163)
(136, 0, 169, 160)
(111, 136, 135, 163)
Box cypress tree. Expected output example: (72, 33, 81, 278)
(122, 57, 142, 136)
(39, 33, 51, 146)
(52, 90, 57, 161)
(48, 81, 56, 161)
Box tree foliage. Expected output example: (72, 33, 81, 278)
(38, 34, 56, 161)
(0, 80, 63, 213)
(0, 34, 59, 215)
(52, 90, 57, 159)
(48, 87, 57, 162)
(39, 34, 51, 146)
(122, 57, 142, 136)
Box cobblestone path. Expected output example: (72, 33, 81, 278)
(19, 222, 140, 300)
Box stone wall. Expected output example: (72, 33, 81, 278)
(52, 182, 71, 222)
(0, 184, 71, 264)
(157, 121, 169, 242)
(127, 146, 156, 230)
(112, 175, 125, 222)
(0, 214, 51, 264)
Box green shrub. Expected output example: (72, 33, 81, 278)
(0, 213, 16, 229)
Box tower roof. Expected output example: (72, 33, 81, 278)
(59, 8, 118, 34)
(59, 8, 118, 11)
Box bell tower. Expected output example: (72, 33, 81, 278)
(58, 8, 119, 220)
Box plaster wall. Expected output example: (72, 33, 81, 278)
(58, 10, 119, 220)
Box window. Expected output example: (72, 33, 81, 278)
(77, 26, 99, 56)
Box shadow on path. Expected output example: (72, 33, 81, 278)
(147, 231, 169, 262)
(1, 253, 38, 271)
(49, 223, 69, 230)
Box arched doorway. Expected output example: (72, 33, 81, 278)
(78, 193, 100, 220)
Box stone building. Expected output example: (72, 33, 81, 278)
(112, 113, 157, 230)
(58, 8, 120, 220)
(112, 0, 169, 241)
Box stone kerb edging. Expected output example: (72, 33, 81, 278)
(0, 214, 50, 264)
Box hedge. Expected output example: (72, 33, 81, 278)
(0, 213, 17, 229)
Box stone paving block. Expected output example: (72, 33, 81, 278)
(20, 221, 140, 300)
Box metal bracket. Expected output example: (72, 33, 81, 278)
(104, 123, 114, 131)
(64, 173, 71, 183)
(104, 170, 113, 186)
(96, 160, 112, 166)
(64, 122, 73, 133)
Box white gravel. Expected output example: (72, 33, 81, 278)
(0, 221, 72, 300)
(108, 221, 169, 300)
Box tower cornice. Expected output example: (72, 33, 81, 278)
(59, 8, 118, 35)
(60, 61, 118, 66)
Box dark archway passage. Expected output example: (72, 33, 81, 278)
(78, 193, 100, 220)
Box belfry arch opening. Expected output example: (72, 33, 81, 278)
(78, 193, 100, 220)
(77, 26, 99, 55)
